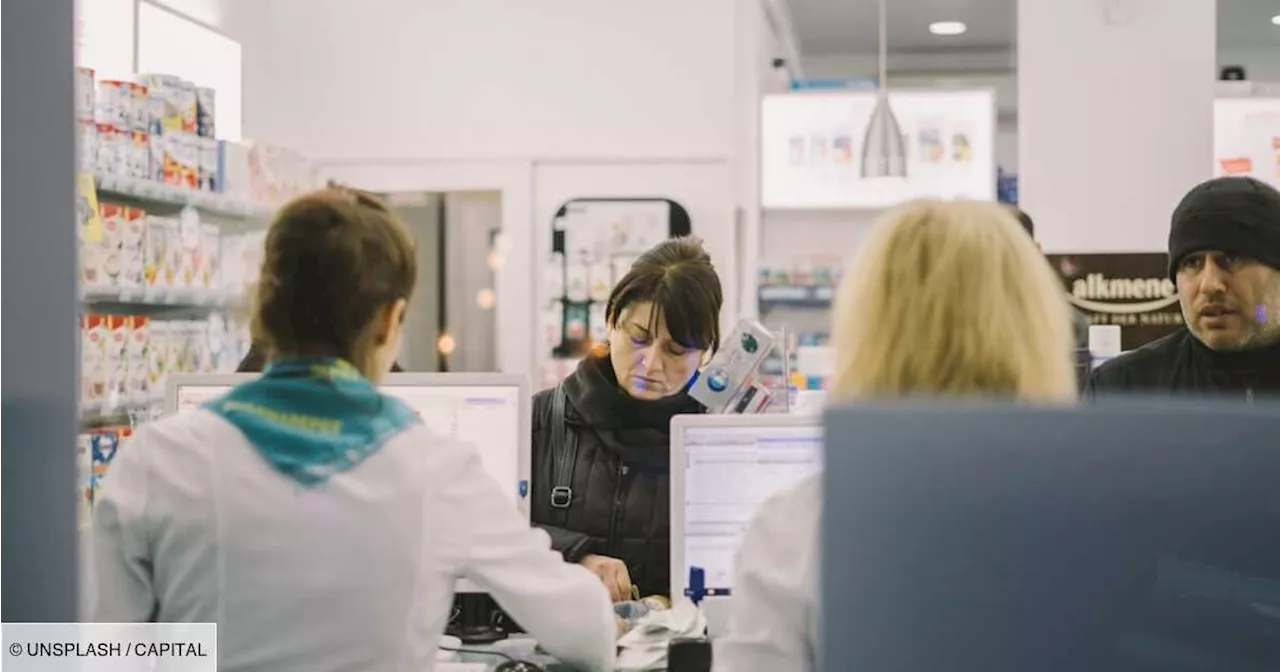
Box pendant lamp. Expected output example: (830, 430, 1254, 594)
(861, 0, 907, 178)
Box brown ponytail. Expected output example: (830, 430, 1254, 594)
(252, 187, 416, 374)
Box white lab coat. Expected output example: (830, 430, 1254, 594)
(87, 408, 616, 672)
(712, 475, 821, 672)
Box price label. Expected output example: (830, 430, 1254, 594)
(77, 171, 103, 243)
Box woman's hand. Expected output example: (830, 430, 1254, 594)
(580, 554, 633, 603)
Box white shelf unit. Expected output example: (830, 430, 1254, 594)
(80, 174, 266, 429)
(94, 171, 274, 221)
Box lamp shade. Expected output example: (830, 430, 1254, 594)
(860, 92, 907, 178)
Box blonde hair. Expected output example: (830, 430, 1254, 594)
(830, 199, 1077, 402)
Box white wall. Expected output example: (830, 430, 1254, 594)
(148, 0, 230, 29)
(218, 0, 792, 375)
(735, 0, 797, 320)
(75, 0, 135, 80)
(1018, 0, 1216, 253)
(761, 209, 877, 267)
(233, 0, 738, 163)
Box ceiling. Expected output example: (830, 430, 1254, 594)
(1220, 0, 1280, 48)
(789, 0, 1015, 54)
(789, 0, 1280, 56)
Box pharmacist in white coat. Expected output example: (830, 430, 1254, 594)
(88, 189, 616, 672)
(713, 201, 1080, 672)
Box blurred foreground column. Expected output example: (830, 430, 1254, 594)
(2, 0, 79, 621)
(1018, 0, 1216, 253)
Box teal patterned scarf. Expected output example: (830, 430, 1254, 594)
(207, 357, 420, 486)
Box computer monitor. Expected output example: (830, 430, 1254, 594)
(821, 401, 1280, 672)
(166, 373, 531, 516)
(669, 414, 822, 599)
(168, 374, 247, 414)
(379, 373, 530, 516)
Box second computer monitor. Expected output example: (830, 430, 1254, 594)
(166, 372, 531, 517)
(669, 414, 823, 599)
(380, 373, 530, 516)
(821, 401, 1280, 671)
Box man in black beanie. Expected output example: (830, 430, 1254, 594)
(1085, 176, 1280, 400)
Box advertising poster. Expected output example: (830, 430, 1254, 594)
(1213, 98, 1280, 190)
(540, 199, 691, 387)
(761, 89, 997, 209)
(1047, 253, 1184, 352)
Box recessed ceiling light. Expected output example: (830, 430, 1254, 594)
(929, 21, 967, 36)
(1272, 14, 1280, 25)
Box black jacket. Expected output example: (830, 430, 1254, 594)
(531, 355, 704, 598)
(1084, 328, 1280, 401)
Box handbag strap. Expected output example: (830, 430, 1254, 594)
(548, 383, 580, 512)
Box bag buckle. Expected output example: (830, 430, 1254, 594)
(550, 486, 573, 509)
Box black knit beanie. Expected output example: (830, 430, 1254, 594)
(1167, 176, 1280, 281)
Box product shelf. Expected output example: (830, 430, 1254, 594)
(79, 401, 158, 428)
(758, 285, 834, 311)
(94, 172, 272, 220)
(81, 287, 244, 311)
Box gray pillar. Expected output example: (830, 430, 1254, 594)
(2, 0, 79, 622)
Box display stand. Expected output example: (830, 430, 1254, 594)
(539, 197, 692, 386)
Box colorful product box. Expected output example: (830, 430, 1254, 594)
(106, 315, 131, 408)
(199, 137, 219, 192)
(75, 67, 96, 122)
(127, 316, 151, 405)
(136, 74, 184, 132)
(90, 429, 124, 503)
(119, 207, 147, 290)
(77, 433, 94, 524)
(81, 314, 108, 407)
(144, 216, 174, 291)
(147, 321, 170, 401)
(95, 79, 130, 129)
(200, 224, 221, 291)
(196, 86, 216, 138)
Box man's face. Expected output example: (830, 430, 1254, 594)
(1176, 250, 1280, 351)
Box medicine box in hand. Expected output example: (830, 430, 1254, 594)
(688, 319, 775, 414)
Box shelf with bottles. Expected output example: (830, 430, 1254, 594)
(758, 284, 835, 311)
(757, 329, 832, 391)
(757, 256, 843, 312)
(82, 286, 244, 311)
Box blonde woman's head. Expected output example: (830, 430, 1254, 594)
(831, 199, 1077, 402)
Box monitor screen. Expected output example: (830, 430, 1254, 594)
(680, 423, 822, 593)
(174, 380, 524, 507)
(177, 384, 233, 413)
(821, 402, 1280, 672)
(383, 384, 522, 507)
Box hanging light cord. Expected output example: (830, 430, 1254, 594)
(878, 0, 888, 93)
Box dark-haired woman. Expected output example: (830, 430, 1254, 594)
(532, 237, 724, 602)
(88, 188, 616, 671)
